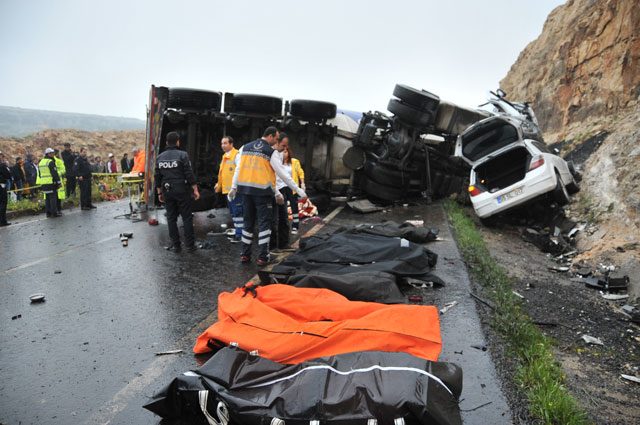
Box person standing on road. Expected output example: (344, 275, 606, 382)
(106, 153, 118, 173)
(10, 157, 26, 200)
(271, 133, 290, 250)
(284, 145, 305, 234)
(155, 131, 200, 253)
(36, 148, 61, 218)
(228, 127, 307, 266)
(120, 153, 131, 173)
(53, 149, 66, 213)
(214, 136, 242, 243)
(61, 143, 76, 197)
(24, 154, 38, 199)
(0, 152, 12, 226)
(74, 147, 96, 210)
(131, 148, 146, 175)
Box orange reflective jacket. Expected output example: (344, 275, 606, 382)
(131, 150, 146, 174)
(194, 284, 442, 363)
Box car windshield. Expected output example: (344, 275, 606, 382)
(462, 120, 519, 161)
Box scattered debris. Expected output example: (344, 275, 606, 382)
(120, 232, 133, 238)
(548, 265, 570, 273)
(207, 213, 216, 218)
(512, 291, 525, 299)
(471, 344, 487, 351)
(469, 292, 496, 310)
(148, 218, 159, 225)
(408, 295, 423, 303)
(155, 349, 183, 356)
(581, 335, 604, 346)
(620, 374, 640, 384)
(120, 235, 128, 247)
(439, 301, 458, 315)
(197, 240, 216, 250)
(11, 314, 22, 320)
(54, 270, 62, 274)
(573, 274, 629, 292)
(461, 401, 493, 412)
(29, 293, 46, 303)
(601, 293, 629, 301)
(347, 199, 384, 214)
(405, 278, 435, 289)
(405, 220, 424, 227)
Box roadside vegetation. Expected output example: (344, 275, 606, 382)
(445, 201, 590, 425)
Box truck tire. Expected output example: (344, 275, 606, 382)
(387, 99, 435, 127)
(290, 99, 337, 120)
(167, 88, 222, 111)
(363, 161, 420, 187)
(227, 94, 283, 116)
(392, 84, 440, 114)
(360, 176, 405, 202)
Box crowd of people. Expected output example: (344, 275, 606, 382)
(158, 127, 308, 265)
(0, 145, 146, 226)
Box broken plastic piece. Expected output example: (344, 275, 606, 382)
(347, 199, 384, 214)
(439, 301, 458, 315)
(581, 335, 604, 346)
(621, 374, 640, 384)
(471, 344, 487, 351)
(548, 266, 570, 273)
(54, 270, 62, 274)
(29, 293, 46, 303)
(512, 291, 525, 299)
(155, 349, 183, 356)
(11, 314, 22, 320)
(120, 232, 133, 238)
(601, 293, 629, 301)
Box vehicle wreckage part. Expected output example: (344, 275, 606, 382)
(193, 284, 442, 362)
(434, 101, 490, 135)
(553, 171, 570, 206)
(225, 93, 283, 116)
(475, 147, 529, 192)
(289, 99, 337, 120)
(145, 348, 463, 425)
(360, 177, 405, 201)
(363, 161, 421, 188)
(392, 84, 440, 115)
(387, 99, 435, 127)
(342, 146, 366, 170)
(167, 88, 222, 111)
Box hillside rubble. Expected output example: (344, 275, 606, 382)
(500, 0, 640, 299)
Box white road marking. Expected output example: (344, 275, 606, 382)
(85, 204, 346, 425)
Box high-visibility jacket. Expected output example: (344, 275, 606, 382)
(216, 148, 238, 195)
(291, 158, 305, 194)
(36, 158, 58, 192)
(237, 140, 276, 196)
(55, 157, 66, 200)
(131, 150, 146, 174)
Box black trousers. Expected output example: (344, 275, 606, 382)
(271, 193, 290, 249)
(0, 185, 7, 224)
(44, 190, 58, 215)
(66, 175, 76, 197)
(164, 189, 194, 248)
(281, 186, 299, 229)
(79, 177, 92, 207)
(241, 194, 273, 260)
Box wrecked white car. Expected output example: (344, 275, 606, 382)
(457, 91, 580, 222)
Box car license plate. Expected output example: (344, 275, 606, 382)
(496, 187, 523, 204)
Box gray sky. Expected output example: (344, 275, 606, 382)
(0, 0, 565, 120)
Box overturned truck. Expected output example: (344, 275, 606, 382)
(142, 84, 495, 209)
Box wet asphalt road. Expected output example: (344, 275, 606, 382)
(1, 200, 511, 424)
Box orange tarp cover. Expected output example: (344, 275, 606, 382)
(194, 284, 442, 363)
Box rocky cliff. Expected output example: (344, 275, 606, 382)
(500, 0, 640, 297)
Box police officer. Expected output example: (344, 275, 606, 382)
(36, 148, 61, 218)
(73, 147, 96, 210)
(155, 131, 200, 253)
(229, 127, 307, 266)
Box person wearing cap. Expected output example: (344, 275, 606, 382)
(229, 126, 307, 266)
(155, 132, 200, 252)
(0, 151, 12, 226)
(36, 148, 61, 218)
(73, 147, 97, 210)
(106, 153, 118, 173)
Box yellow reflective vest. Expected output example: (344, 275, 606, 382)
(216, 148, 238, 195)
(291, 158, 304, 187)
(236, 140, 276, 196)
(55, 156, 66, 200)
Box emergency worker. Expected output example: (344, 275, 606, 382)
(36, 148, 61, 218)
(53, 149, 66, 212)
(155, 131, 200, 253)
(229, 127, 307, 266)
(214, 136, 242, 243)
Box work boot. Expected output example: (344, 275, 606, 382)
(0, 222, 11, 227)
(240, 255, 251, 264)
(165, 244, 182, 253)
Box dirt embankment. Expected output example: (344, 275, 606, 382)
(0, 129, 145, 161)
(500, 0, 640, 298)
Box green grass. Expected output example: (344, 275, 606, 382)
(445, 200, 590, 425)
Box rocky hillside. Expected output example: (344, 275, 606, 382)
(0, 129, 145, 161)
(500, 0, 639, 297)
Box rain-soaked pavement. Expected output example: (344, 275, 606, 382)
(1, 199, 512, 425)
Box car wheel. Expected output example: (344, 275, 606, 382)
(227, 94, 283, 116)
(566, 178, 580, 195)
(360, 177, 405, 202)
(553, 171, 570, 206)
(167, 88, 222, 111)
(392, 84, 440, 114)
(290, 99, 337, 120)
(387, 99, 435, 127)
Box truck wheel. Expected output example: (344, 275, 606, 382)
(553, 171, 570, 206)
(363, 161, 420, 187)
(392, 84, 440, 114)
(227, 94, 283, 116)
(360, 176, 405, 202)
(387, 99, 435, 127)
(167, 88, 222, 111)
(290, 99, 337, 120)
